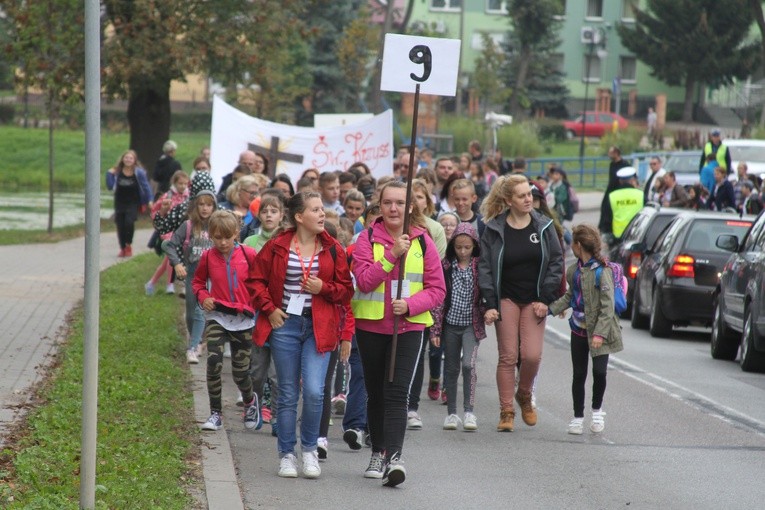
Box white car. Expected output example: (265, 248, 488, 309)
(725, 139, 765, 179)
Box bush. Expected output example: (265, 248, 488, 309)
(599, 126, 643, 156)
(536, 120, 567, 142)
(0, 103, 15, 124)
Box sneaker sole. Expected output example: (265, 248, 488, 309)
(278, 470, 298, 478)
(406, 422, 422, 430)
(443, 425, 457, 430)
(364, 471, 383, 479)
(201, 424, 221, 431)
(463, 425, 477, 431)
(382, 468, 406, 487)
(303, 469, 320, 479)
(343, 430, 363, 450)
(568, 429, 583, 435)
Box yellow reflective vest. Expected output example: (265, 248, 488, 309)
(704, 142, 728, 170)
(609, 187, 644, 238)
(351, 237, 433, 326)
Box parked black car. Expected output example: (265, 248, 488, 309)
(631, 211, 754, 337)
(711, 211, 765, 372)
(609, 204, 683, 313)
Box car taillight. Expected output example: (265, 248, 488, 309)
(628, 252, 641, 279)
(667, 254, 695, 278)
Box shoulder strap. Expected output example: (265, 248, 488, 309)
(239, 244, 256, 269)
(184, 220, 191, 248)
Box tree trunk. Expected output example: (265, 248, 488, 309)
(682, 76, 696, 123)
(370, 0, 395, 113)
(509, 45, 531, 119)
(127, 81, 171, 179)
(749, 0, 765, 127)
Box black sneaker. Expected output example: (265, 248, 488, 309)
(343, 428, 364, 450)
(244, 395, 262, 430)
(382, 456, 406, 487)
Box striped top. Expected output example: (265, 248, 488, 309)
(283, 250, 319, 313)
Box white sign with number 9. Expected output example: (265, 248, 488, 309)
(380, 34, 461, 97)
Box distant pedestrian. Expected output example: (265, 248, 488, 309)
(430, 223, 486, 432)
(192, 210, 260, 433)
(600, 167, 643, 246)
(709, 166, 735, 211)
(105, 149, 153, 258)
(153, 140, 182, 198)
(699, 128, 732, 176)
(646, 107, 657, 137)
(542, 224, 623, 435)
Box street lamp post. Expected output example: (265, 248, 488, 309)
(578, 28, 607, 168)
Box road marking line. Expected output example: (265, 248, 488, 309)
(545, 325, 765, 438)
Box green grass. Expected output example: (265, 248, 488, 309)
(0, 254, 198, 509)
(0, 126, 210, 192)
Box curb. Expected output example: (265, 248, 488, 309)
(191, 361, 245, 510)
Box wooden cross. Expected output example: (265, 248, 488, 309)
(249, 136, 304, 178)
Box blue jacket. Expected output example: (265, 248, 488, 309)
(700, 161, 718, 195)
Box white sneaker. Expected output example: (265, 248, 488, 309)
(317, 437, 328, 461)
(302, 451, 321, 479)
(590, 409, 606, 433)
(165, 283, 175, 295)
(144, 281, 155, 296)
(223, 342, 232, 358)
(201, 411, 222, 431)
(382, 456, 406, 487)
(443, 414, 461, 430)
(406, 411, 422, 430)
(186, 349, 199, 364)
(463, 412, 478, 431)
(278, 454, 298, 478)
(568, 417, 584, 435)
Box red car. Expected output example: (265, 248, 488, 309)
(564, 111, 629, 138)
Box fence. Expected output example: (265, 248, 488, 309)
(526, 152, 673, 189)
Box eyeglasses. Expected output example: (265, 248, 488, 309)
(242, 189, 259, 197)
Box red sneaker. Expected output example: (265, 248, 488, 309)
(261, 406, 272, 424)
(124, 245, 133, 257)
(118, 248, 126, 257)
(427, 378, 440, 401)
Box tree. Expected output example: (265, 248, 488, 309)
(2, 0, 85, 232)
(337, 7, 379, 111)
(473, 34, 512, 114)
(617, 0, 759, 122)
(747, 0, 765, 127)
(504, 0, 566, 118)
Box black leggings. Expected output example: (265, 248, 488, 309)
(114, 207, 138, 249)
(571, 332, 609, 418)
(319, 349, 339, 438)
(357, 328, 424, 461)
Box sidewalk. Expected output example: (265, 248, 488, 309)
(0, 228, 243, 509)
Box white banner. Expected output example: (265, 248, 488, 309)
(210, 97, 394, 190)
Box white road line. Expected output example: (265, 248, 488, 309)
(545, 324, 765, 438)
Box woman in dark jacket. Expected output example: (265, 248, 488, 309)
(477, 175, 564, 433)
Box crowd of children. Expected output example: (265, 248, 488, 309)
(130, 143, 621, 488)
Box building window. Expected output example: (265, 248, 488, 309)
(551, 53, 565, 73)
(622, 0, 638, 21)
(431, 0, 462, 11)
(583, 54, 601, 82)
(620, 56, 637, 84)
(553, 0, 567, 19)
(486, 0, 507, 14)
(586, 0, 603, 19)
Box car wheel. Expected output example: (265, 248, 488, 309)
(565, 129, 576, 140)
(649, 286, 673, 338)
(710, 295, 739, 361)
(630, 281, 649, 330)
(740, 308, 765, 373)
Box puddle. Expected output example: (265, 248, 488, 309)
(0, 192, 114, 230)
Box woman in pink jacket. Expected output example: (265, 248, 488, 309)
(351, 181, 446, 487)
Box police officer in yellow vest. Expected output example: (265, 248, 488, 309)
(601, 167, 644, 246)
(698, 128, 732, 176)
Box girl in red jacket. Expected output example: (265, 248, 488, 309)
(251, 191, 354, 480)
(192, 211, 259, 433)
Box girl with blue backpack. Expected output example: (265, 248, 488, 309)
(536, 224, 624, 435)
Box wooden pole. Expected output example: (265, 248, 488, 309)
(389, 83, 420, 382)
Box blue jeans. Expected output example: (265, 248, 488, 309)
(270, 314, 330, 457)
(184, 262, 205, 351)
(342, 335, 368, 432)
